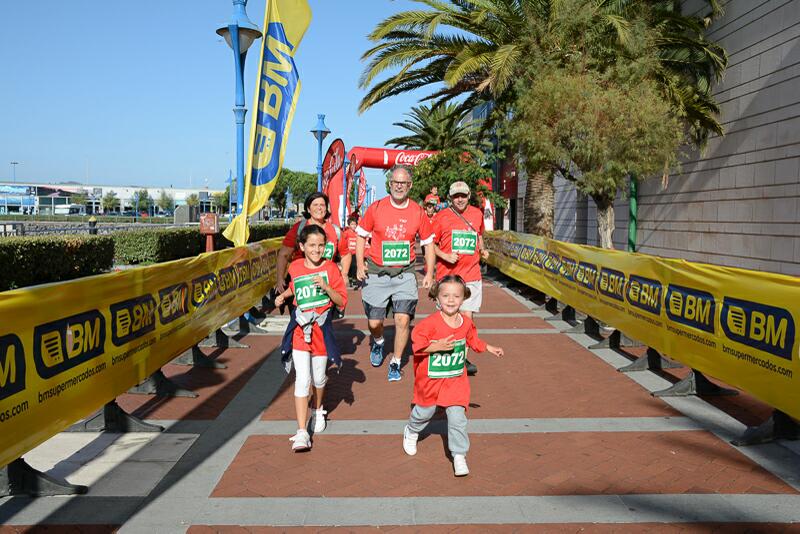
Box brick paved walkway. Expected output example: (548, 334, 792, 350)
(2, 270, 800, 532)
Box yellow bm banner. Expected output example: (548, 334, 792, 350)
(485, 231, 800, 420)
(0, 238, 281, 468)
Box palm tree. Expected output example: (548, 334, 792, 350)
(101, 191, 119, 214)
(359, 0, 533, 114)
(386, 103, 481, 151)
(361, 0, 727, 236)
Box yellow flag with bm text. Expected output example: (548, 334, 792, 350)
(224, 0, 312, 246)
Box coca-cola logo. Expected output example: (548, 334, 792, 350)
(323, 148, 343, 180)
(393, 151, 434, 166)
(322, 139, 345, 188)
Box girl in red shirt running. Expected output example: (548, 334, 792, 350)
(403, 275, 503, 476)
(275, 225, 347, 452)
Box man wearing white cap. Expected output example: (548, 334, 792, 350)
(431, 181, 489, 375)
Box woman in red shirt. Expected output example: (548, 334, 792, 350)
(403, 275, 503, 476)
(275, 192, 350, 294)
(275, 225, 348, 452)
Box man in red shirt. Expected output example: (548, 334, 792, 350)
(431, 181, 490, 375)
(356, 165, 435, 382)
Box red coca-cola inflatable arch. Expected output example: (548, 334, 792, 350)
(323, 146, 437, 226)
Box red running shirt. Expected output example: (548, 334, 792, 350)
(432, 205, 485, 282)
(282, 220, 349, 261)
(356, 197, 433, 267)
(287, 258, 347, 355)
(342, 227, 358, 254)
(410, 312, 487, 408)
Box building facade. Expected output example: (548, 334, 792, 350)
(0, 181, 224, 216)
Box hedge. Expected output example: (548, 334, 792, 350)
(0, 234, 115, 291)
(112, 222, 291, 264)
(0, 223, 291, 291)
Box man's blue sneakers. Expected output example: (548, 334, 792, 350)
(370, 341, 384, 367)
(388, 362, 401, 382)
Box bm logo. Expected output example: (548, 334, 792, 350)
(218, 266, 238, 297)
(721, 297, 795, 360)
(666, 285, 715, 333)
(192, 274, 218, 308)
(543, 252, 561, 275)
(250, 257, 265, 281)
(235, 260, 252, 288)
(111, 294, 157, 346)
(33, 311, 105, 379)
(533, 248, 548, 269)
(575, 262, 598, 291)
(560, 257, 577, 282)
(0, 334, 25, 401)
(598, 268, 626, 301)
(518, 245, 536, 266)
(626, 275, 662, 315)
(159, 283, 189, 325)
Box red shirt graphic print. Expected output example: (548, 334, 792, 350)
(356, 197, 433, 267)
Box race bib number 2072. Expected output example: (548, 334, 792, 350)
(427, 339, 467, 378)
(381, 241, 411, 266)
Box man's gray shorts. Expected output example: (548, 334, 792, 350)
(361, 271, 418, 320)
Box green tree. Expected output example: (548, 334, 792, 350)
(212, 192, 227, 214)
(273, 169, 316, 213)
(70, 192, 88, 207)
(101, 191, 119, 214)
(511, 68, 683, 248)
(361, 0, 726, 236)
(185, 193, 200, 207)
(410, 149, 507, 211)
(156, 190, 174, 213)
(387, 103, 482, 151)
(135, 189, 152, 212)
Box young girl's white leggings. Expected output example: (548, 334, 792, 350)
(292, 350, 327, 396)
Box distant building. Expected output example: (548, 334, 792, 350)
(0, 181, 224, 216)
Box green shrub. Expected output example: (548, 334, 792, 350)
(113, 227, 204, 264)
(0, 235, 114, 291)
(233, 222, 292, 246)
(112, 222, 291, 264)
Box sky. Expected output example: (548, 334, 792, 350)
(0, 0, 433, 195)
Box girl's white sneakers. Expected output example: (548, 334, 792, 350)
(289, 429, 311, 451)
(311, 408, 327, 433)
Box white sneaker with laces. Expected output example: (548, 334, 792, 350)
(289, 429, 311, 451)
(402, 425, 418, 456)
(311, 408, 327, 433)
(453, 454, 469, 476)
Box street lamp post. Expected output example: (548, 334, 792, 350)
(310, 114, 330, 192)
(217, 0, 262, 215)
(285, 187, 292, 219)
(10, 162, 20, 183)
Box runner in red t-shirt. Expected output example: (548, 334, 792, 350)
(274, 224, 347, 452)
(275, 192, 350, 294)
(423, 197, 437, 225)
(432, 181, 491, 374)
(355, 165, 435, 382)
(402, 275, 503, 476)
(341, 214, 360, 286)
